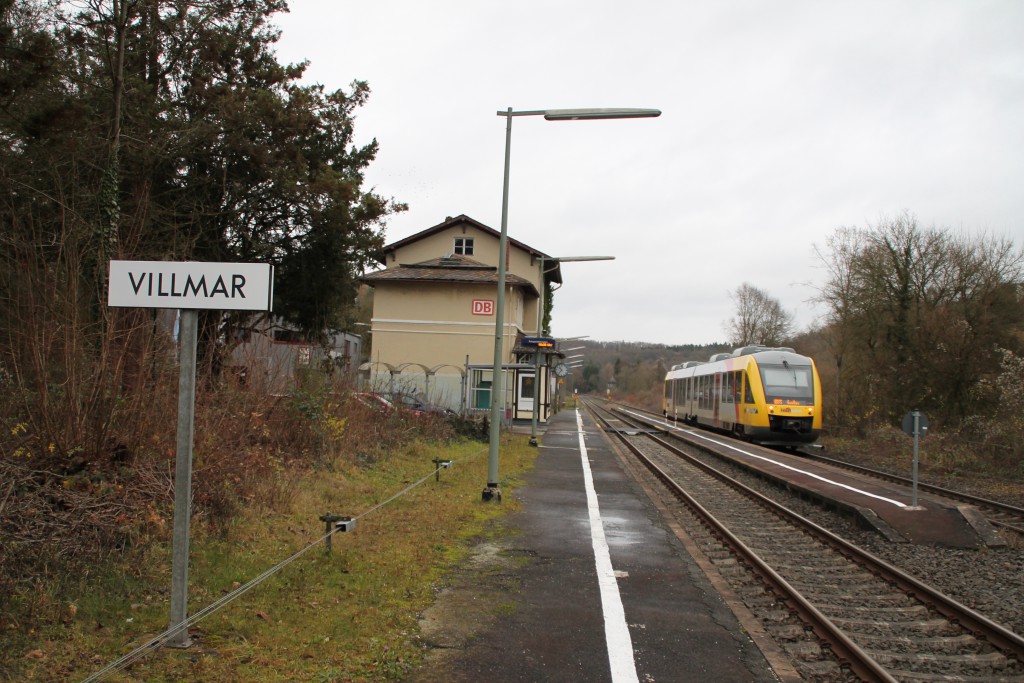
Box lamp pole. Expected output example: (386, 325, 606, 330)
(529, 256, 612, 447)
(484, 107, 660, 502)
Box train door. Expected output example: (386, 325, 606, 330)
(688, 376, 696, 419)
(712, 373, 721, 426)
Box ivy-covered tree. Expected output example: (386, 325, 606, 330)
(0, 0, 402, 457)
(814, 212, 1024, 428)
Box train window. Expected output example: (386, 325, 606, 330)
(723, 373, 733, 404)
(759, 364, 814, 404)
(743, 372, 754, 403)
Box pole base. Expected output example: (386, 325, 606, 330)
(481, 486, 502, 503)
(529, 436, 538, 447)
(164, 633, 193, 649)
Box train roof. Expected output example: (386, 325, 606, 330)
(664, 347, 813, 379)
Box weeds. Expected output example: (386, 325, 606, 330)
(4, 429, 536, 681)
(0, 341, 500, 682)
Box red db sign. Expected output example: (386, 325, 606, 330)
(472, 299, 494, 316)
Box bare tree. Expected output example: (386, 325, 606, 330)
(813, 212, 1024, 427)
(724, 283, 794, 347)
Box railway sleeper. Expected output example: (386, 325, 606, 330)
(766, 563, 874, 578)
(881, 668, 1023, 683)
(796, 590, 916, 607)
(851, 632, 987, 653)
(822, 603, 931, 618)
(865, 649, 1009, 671)
(828, 615, 960, 635)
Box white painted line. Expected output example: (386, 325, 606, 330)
(623, 409, 908, 509)
(576, 409, 639, 683)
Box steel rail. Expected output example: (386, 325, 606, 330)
(586, 401, 896, 682)
(614, 400, 1024, 534)
(588, 399, 1024, 676)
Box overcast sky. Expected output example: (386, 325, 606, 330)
(273, 1, 1024, 346)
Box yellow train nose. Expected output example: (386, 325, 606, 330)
(768, 405, 813, 416)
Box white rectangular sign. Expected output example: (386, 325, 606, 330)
(472, 299, 494, 316)
(108, 261, 274, 311)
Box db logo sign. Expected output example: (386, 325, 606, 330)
(472, 299, 494, 316)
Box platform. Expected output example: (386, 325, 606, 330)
(614, 407, 1003, 548)
(409, 408, 785, 682)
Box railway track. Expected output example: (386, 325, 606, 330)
(583, 398, 1024, 682)
(619, 400, 1024, 538)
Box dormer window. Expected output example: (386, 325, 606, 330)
(454, 237, 474, 256)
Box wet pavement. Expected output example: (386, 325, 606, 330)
(408, 408, 780, 682)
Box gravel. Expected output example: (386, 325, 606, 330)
(688, 447, 1024, 638)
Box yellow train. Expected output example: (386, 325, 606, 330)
(663, 345, 822, 446)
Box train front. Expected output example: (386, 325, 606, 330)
(748, 351, 822, 445)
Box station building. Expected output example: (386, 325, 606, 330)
(360, 214, 564, 422)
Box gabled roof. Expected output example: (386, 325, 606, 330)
(377, 214, 562, 285)
(362, 254, 539, 295)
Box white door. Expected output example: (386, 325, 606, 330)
(518, 373, 535, 413)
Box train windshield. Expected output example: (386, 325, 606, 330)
(759, 363, 814, 405)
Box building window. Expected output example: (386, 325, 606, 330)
(454, 237, 474, 255)
(273, 329, 304, 343)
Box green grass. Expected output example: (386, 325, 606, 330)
(8, 433, 538, 682)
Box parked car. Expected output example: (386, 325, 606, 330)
(353, 392, 396, 412)
(390, 393, 455, 416)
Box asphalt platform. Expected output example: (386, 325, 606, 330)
(409, 407, 783, 683)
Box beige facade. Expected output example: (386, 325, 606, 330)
(361, 215, 561, 420)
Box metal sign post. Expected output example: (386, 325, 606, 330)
(168, 309, 198, 647)
(108, 260, 273, 648)
(901, 409, 929, 508)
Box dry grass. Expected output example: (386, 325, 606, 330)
(6, 430, 538, 682)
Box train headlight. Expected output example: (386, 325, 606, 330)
(808, 408, 814, 416)
(767, 405, 774, 414)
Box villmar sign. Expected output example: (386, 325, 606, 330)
(108, 260, 274, 311)
(106, 259, 273, 649)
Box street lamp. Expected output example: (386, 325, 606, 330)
(484, 106, 660, 502)
(528, 256, 612, 447)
